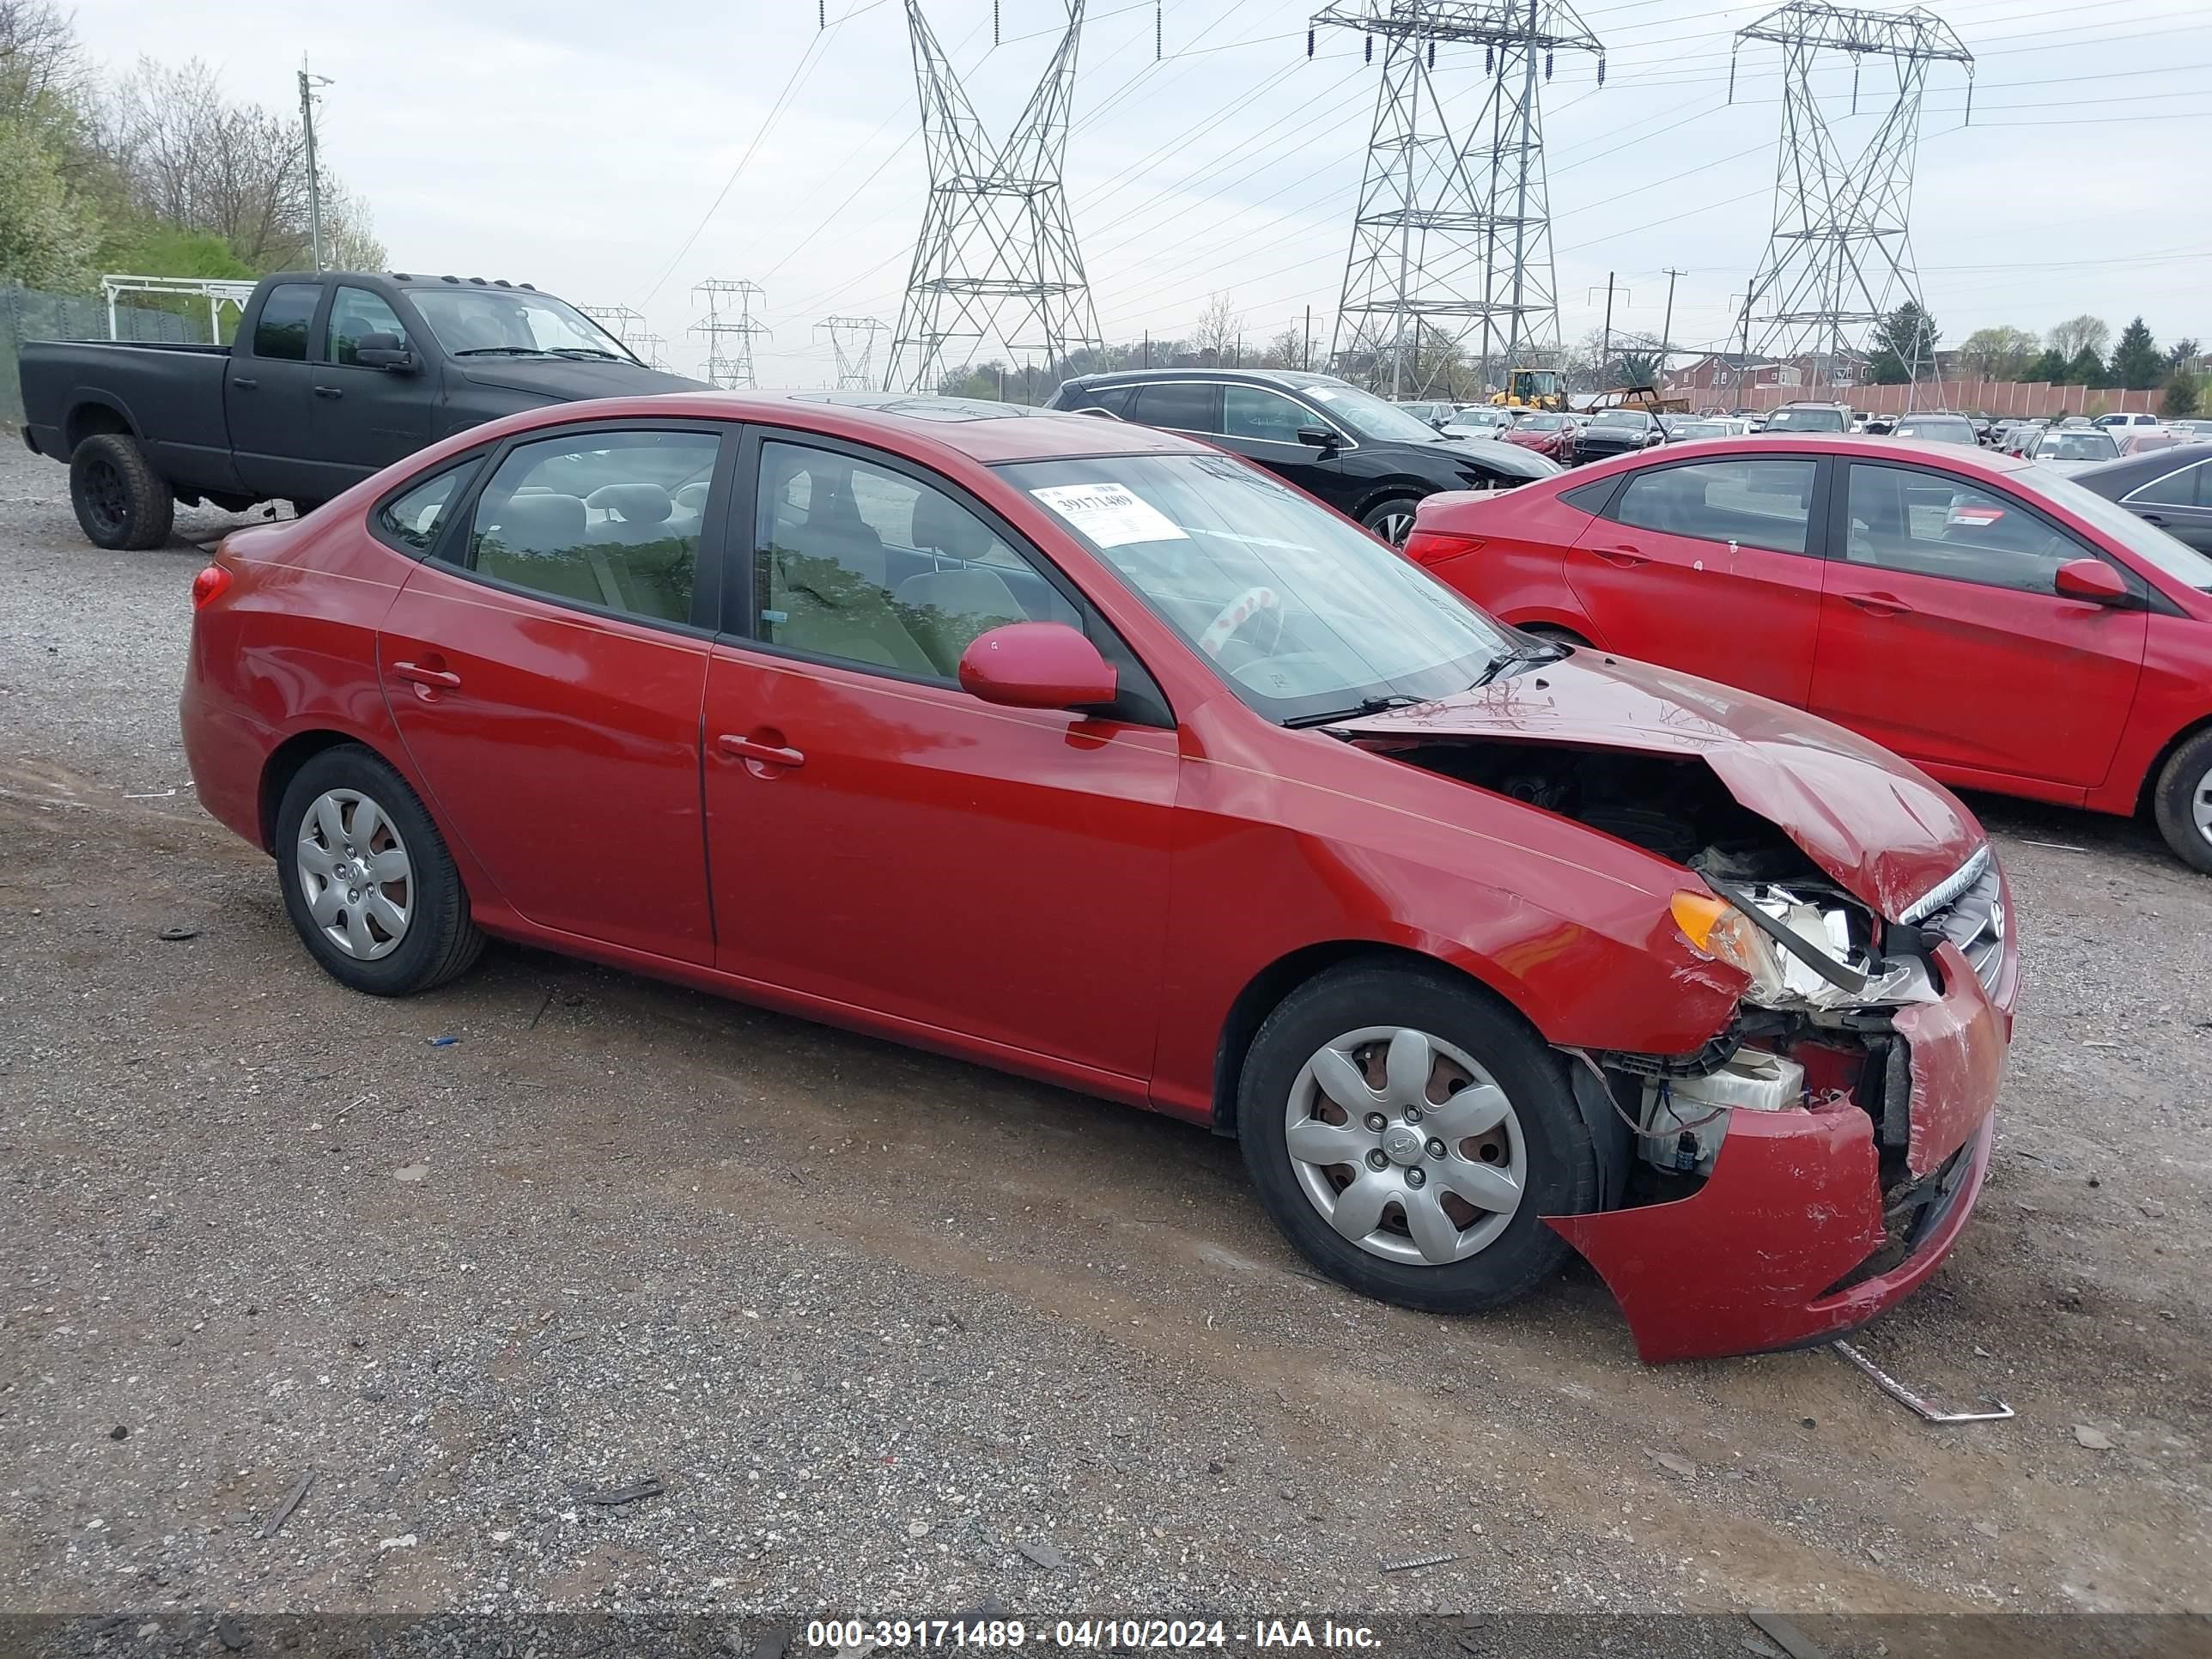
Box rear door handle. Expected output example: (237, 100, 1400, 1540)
(1843, 592, 1913, 618)
(231, 376, 258, 390)
(716, 733, 805, 769)
(1593, 546, 1648, 568)
(392, 660, 461, 690)
(2139, 513, 2167, 526)
(312, 385, 343, 399)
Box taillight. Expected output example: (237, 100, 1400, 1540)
(191, 563, 231, 609)
(1405, 530, 1486, 568)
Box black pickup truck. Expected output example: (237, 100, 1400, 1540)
(21, 270, 702, 549)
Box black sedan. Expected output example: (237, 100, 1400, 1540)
(2066, 441, 2212, 551)
(1571, 407, 1668, 464)
(1048, 368, 1559, 544)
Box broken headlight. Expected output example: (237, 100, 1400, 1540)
(1672, 884, 1935, 1012)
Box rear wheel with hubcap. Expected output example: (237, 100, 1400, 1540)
(1238, 962, 1595, 1313)
(2153, 727, 2212, 874)
(1360, 496, 1420, 548)
(276, 745, 484, 995)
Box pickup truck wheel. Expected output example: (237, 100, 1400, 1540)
(70, 434, 174, 550)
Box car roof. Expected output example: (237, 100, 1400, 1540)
(462, 389, 1212, 466)
(2070, 440, 2212, 493)
(1557, 431, 2035, 482)
(1063, 366, 1350, 392)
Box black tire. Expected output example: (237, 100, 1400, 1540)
(2152, 727, 2212, 875)
(1521, 623, 1587, 647)
(69, 433, 174, 550)
(1237, 961, 1596, 1316)
(1359, 495, 1421, 548)
(275, 744, 484, 996)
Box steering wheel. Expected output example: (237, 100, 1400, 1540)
(1197, 585, 1284, 659)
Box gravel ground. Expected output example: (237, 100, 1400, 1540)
(1, 437, 2207, 1624)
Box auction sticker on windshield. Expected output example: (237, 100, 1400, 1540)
(1031, 482, 1188, 548)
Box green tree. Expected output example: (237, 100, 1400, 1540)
(1956, 325, 2039, 381)
(2110, 317, 2161, 390)
(1867, 300, 1938, 385)
(2164, 375, 2201, 419)
(100, 223, 252, 277)
(2063, 345, 2106, 386)
(2023, 347, 2068, 383)
(2166, 337, 2201, 374)
(0, 114, 98, 287)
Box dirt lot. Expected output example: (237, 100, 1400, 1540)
(1, 438, 2207, 1626)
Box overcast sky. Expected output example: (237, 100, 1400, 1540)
(73, 0, 2212, 385)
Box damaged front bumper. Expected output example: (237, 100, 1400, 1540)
(1545, 938, 2010, 1364)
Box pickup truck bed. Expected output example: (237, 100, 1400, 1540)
(21, 270, 700, 549)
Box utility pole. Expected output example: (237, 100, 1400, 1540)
(1303, 305, 1312, 372)
(1143, 329, 1150, 368)
(297, 58, 333, 272)
(1589, 275, 1625, 387)
(1658, 266, 1684, 391)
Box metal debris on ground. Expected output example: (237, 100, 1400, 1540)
(125, 788, 179, 799)
(1016, 1540, 1066, 1570)
(2019, 839, 2089, 853)
(427, 1036, 461, 1047)
(1746, 1611, 1826, 1659)
(1832, 1340, 2014, 1423)
(1379, 1549, 1460, 1572)
(2073, 1424, 2115, 1449)
(578, 1477, 663, 1505)
(260, 1471, 315, 1539)
(1648, 1449, 1698, 1477)
(157, 925, 199, 941)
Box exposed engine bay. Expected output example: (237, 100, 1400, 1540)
(1372, 737, 1973, 1208)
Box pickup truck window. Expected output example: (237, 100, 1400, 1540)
(253, 283, 320, 361)
(329, 288, 410, 366)
(411, 288, 634, 362)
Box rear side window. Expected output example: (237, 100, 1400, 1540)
(2126, 459, 2209, 509)
(1130, 381, 1217, 434)
(374, 464, 474, 555)
(253, 283, 319, 361)
(1559, 477, 1620, 515)
(1068, 385, 1134, 418)
(1613, 459, 1818, 554)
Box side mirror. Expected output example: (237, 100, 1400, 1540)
(957, 622, 1117, 711)
(355, 332, 416, 372)
(1297, 427, 1339, 451)
(2053, 557, 2130, 605)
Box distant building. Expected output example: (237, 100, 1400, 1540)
(1664, 350, 1868, 403)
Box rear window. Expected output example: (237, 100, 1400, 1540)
(1764, 406, 1847, 432)
(252, 283, 319, 361)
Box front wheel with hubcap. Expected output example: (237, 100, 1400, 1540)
(276, 745, 484, 995)
(1360, 496, 1420, 548)
(1239, 962, 1595, 1314)
(2152, 727, 2212, 874)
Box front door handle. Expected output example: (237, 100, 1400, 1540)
(1593, 546, 1648, 568)
(717, 733, 805, 770)
(392, 660, 461, 690)
(231, 376, 258, 390)
(312, 385, 343, 399)
(2140, 513, 2167, 526)
(1843, 592, 1914, 618)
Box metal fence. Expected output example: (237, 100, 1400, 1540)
(1, 283, 204, 425)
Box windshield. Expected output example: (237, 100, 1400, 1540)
(1591, 410, 1650, 430)
(1676, 422, 1731, 440)
(1765, 406, 1847, 432)
(1516, 413, 1572, 431)
(1299, 381, 1452, 445)
(1896, 418, 1973, 442)
(1000, 453, 1516, 724)
(2027, 467, 2212, 590)
(410, 288, 639, 361)
(2037, 431, 2118, 461)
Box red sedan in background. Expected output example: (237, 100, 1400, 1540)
(1407, 435, 2212, 872)
(1500, 411, 1578, 465)
(182, 392, 2014, 1363)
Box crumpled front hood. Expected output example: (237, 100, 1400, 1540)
(1326, 652, 1984, 919)
(454, 357, 708, 399)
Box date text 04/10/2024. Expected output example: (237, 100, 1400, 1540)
(801, 1621, 1382, 1650)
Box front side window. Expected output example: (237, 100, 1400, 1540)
(252, 283, 319, 361)
(411, 288, 635, 362)
(2125, 459, 2209, 509)
(754, 441, 1079, 680)
(1129, 381, 1217, 433)
(327, 287, 409, 366)
(1222, 386, 1326, 445)
(1613, 458, 1819, 555)
(375, 464, 472, 554)
(1843, 462, 2091, 593)
(1002, 452, 1515, 726)
(464, 428, 719, 624)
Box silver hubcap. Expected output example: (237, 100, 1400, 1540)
(1374, 510, 1414, 546)
(1285, 1025, 1525, 1267)
(295, 788, 412, 961)
(2191, 770, 2212, 845)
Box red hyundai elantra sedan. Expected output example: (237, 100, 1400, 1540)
(180, 392, 2015, 1362)
(1406, 434, 2212, 872)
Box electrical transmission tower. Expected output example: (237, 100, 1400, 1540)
(580, 304, 647, 356)
(690, 279, 770, 388)
(1311, 0, 1602, 399)
(817, 316, 890, 390)
(633, 332, 672, 372)
(1731, 2, 1972, 403)
(885, 0, 1103, 396)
